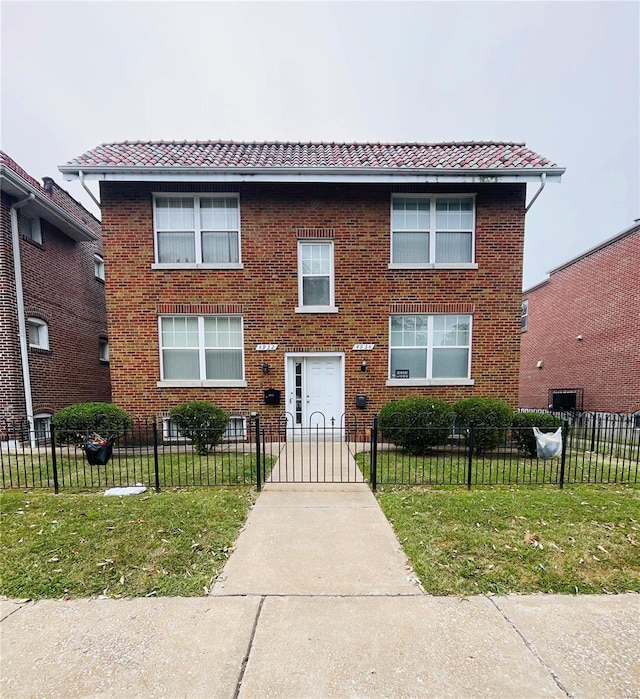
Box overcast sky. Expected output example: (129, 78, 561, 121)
(2, 1, 638, 288)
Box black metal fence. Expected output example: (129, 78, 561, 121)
(1, 417, 264, 493)
(366, 411, 639, 489)
(1, 411, 638, 492)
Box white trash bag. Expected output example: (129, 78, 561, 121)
(533, 426, 563, 459)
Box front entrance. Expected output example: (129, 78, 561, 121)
(285, 354, 344, 433)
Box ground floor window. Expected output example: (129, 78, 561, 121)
(159, 315, 244, 382)
(389, 314, 471, 380)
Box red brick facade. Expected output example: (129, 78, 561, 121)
(100, 180, 526, 418)
(0, 165, 111, 423)
(519, 223, 640, 414)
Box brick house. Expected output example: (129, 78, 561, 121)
(1, 152, 111, 436)
(60, 141, 562, 429)
(519, 220, 640, 414)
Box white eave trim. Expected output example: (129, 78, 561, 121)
(59, 165, 565, 185)
(0, 166, 98, 242)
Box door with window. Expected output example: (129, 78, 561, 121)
(286, 354, 344, 433)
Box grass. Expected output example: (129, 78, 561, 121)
(376, 484, 640, 595)
(0, 487, 256, 599)
(356, 448, 638, 486)
(1, 449, 273, 490)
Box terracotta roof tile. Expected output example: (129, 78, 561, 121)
(65, 141, 560, 171)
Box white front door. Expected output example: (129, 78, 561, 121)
(286, 354, 344, 430)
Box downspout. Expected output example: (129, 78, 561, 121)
(10, 193, 36, 446)
(79, 170, 101, 209)
(525, 173, 546, 213)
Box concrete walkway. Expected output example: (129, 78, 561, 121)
(1, 442, 639, 698)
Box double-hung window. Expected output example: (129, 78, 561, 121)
(391, 195, 476, 268)
(296, 241, 338, 313)
(388, 314, 473, 385)
(159, 315, 246, 387)
(153, 195, 241, 268)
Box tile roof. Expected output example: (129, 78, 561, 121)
(1, 151, 101, 236)
(65, 141, 560, 171)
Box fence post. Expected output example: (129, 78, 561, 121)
(371, 414, 378, 492)
(467, 426, 474, 490)
(152, 417, 161, 493)
(559, 420, 568, 489)
(254, 413, 262, 492)
(50, 422, 60, 494)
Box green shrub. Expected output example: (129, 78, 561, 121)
(379, 397, 454, 454)
(512, 412, 565, 457)
(453, 397, 513, 455)
(53, 402, 131, 444)
(169, 401, 229, 455)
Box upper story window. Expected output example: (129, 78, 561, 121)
(27, 317, 49, 350)
(24, 216, 42, 245)
(158, 315, 246, 387)
(387, 314, 473, 386)
(152, 195, 242, 269)
(296, 240, 338, 313)
(390, 195, 476, 269)
(94, 254, 105, 281)
(521, 300, 529, 331)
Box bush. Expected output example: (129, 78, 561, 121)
(512, 412, 565, 457)
(453, 397, 513, 455)
(53, 402, 131, 444)
(169, 401, 229, 455)
(379, 397, 454, 454)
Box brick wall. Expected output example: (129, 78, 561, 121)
(519, 226, 640, 413)
(101, 181, 526, 417)
(0, 191, 112, 422)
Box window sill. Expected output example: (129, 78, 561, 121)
(386, 378, 475, 387)
(29, 346, 51, 354)
(388, 263, 478, 270)
(151, 263, 244, 271)
(157, 380, 247, 388)
(295, 306, 339, 314)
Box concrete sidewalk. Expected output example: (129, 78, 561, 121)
(1, 443, 639, 698)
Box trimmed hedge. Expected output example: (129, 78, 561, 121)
(379, 397, 454, 454)
(52, 402, 131, 444)
(512, 412, 565, 457)
(169, 401, 229, 455)
(453, 397, 513, 455)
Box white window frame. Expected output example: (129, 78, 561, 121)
(94, 254, 105, 281)
(99, 340, 110, 362)
(295, 240, 339, 314)
(33, 413, 52, 442)
(151, 193, 243, 270)
(157, 315, 247, 388)
(27, 317, 49, 350)
(389, 194, 478, 270)
(386, 314, 474, 386)
(521, 300, 529, 332)
(162, 414, 246, 443)
(24, 216, 42, 244)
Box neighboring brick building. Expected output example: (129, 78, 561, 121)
(519, 220, 640, 414)
(60, 141, 563, 427)
(1, 152, 111, 435)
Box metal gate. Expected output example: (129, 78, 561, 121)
(254, 412, 370, 486)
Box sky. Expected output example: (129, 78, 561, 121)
(1, 0, 638, 289)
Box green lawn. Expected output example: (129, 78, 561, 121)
(376, 484, 640, 595)
(357, 448, 638, 486)
(1, 450, 271, 490)
(0, 488, 256, 599)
